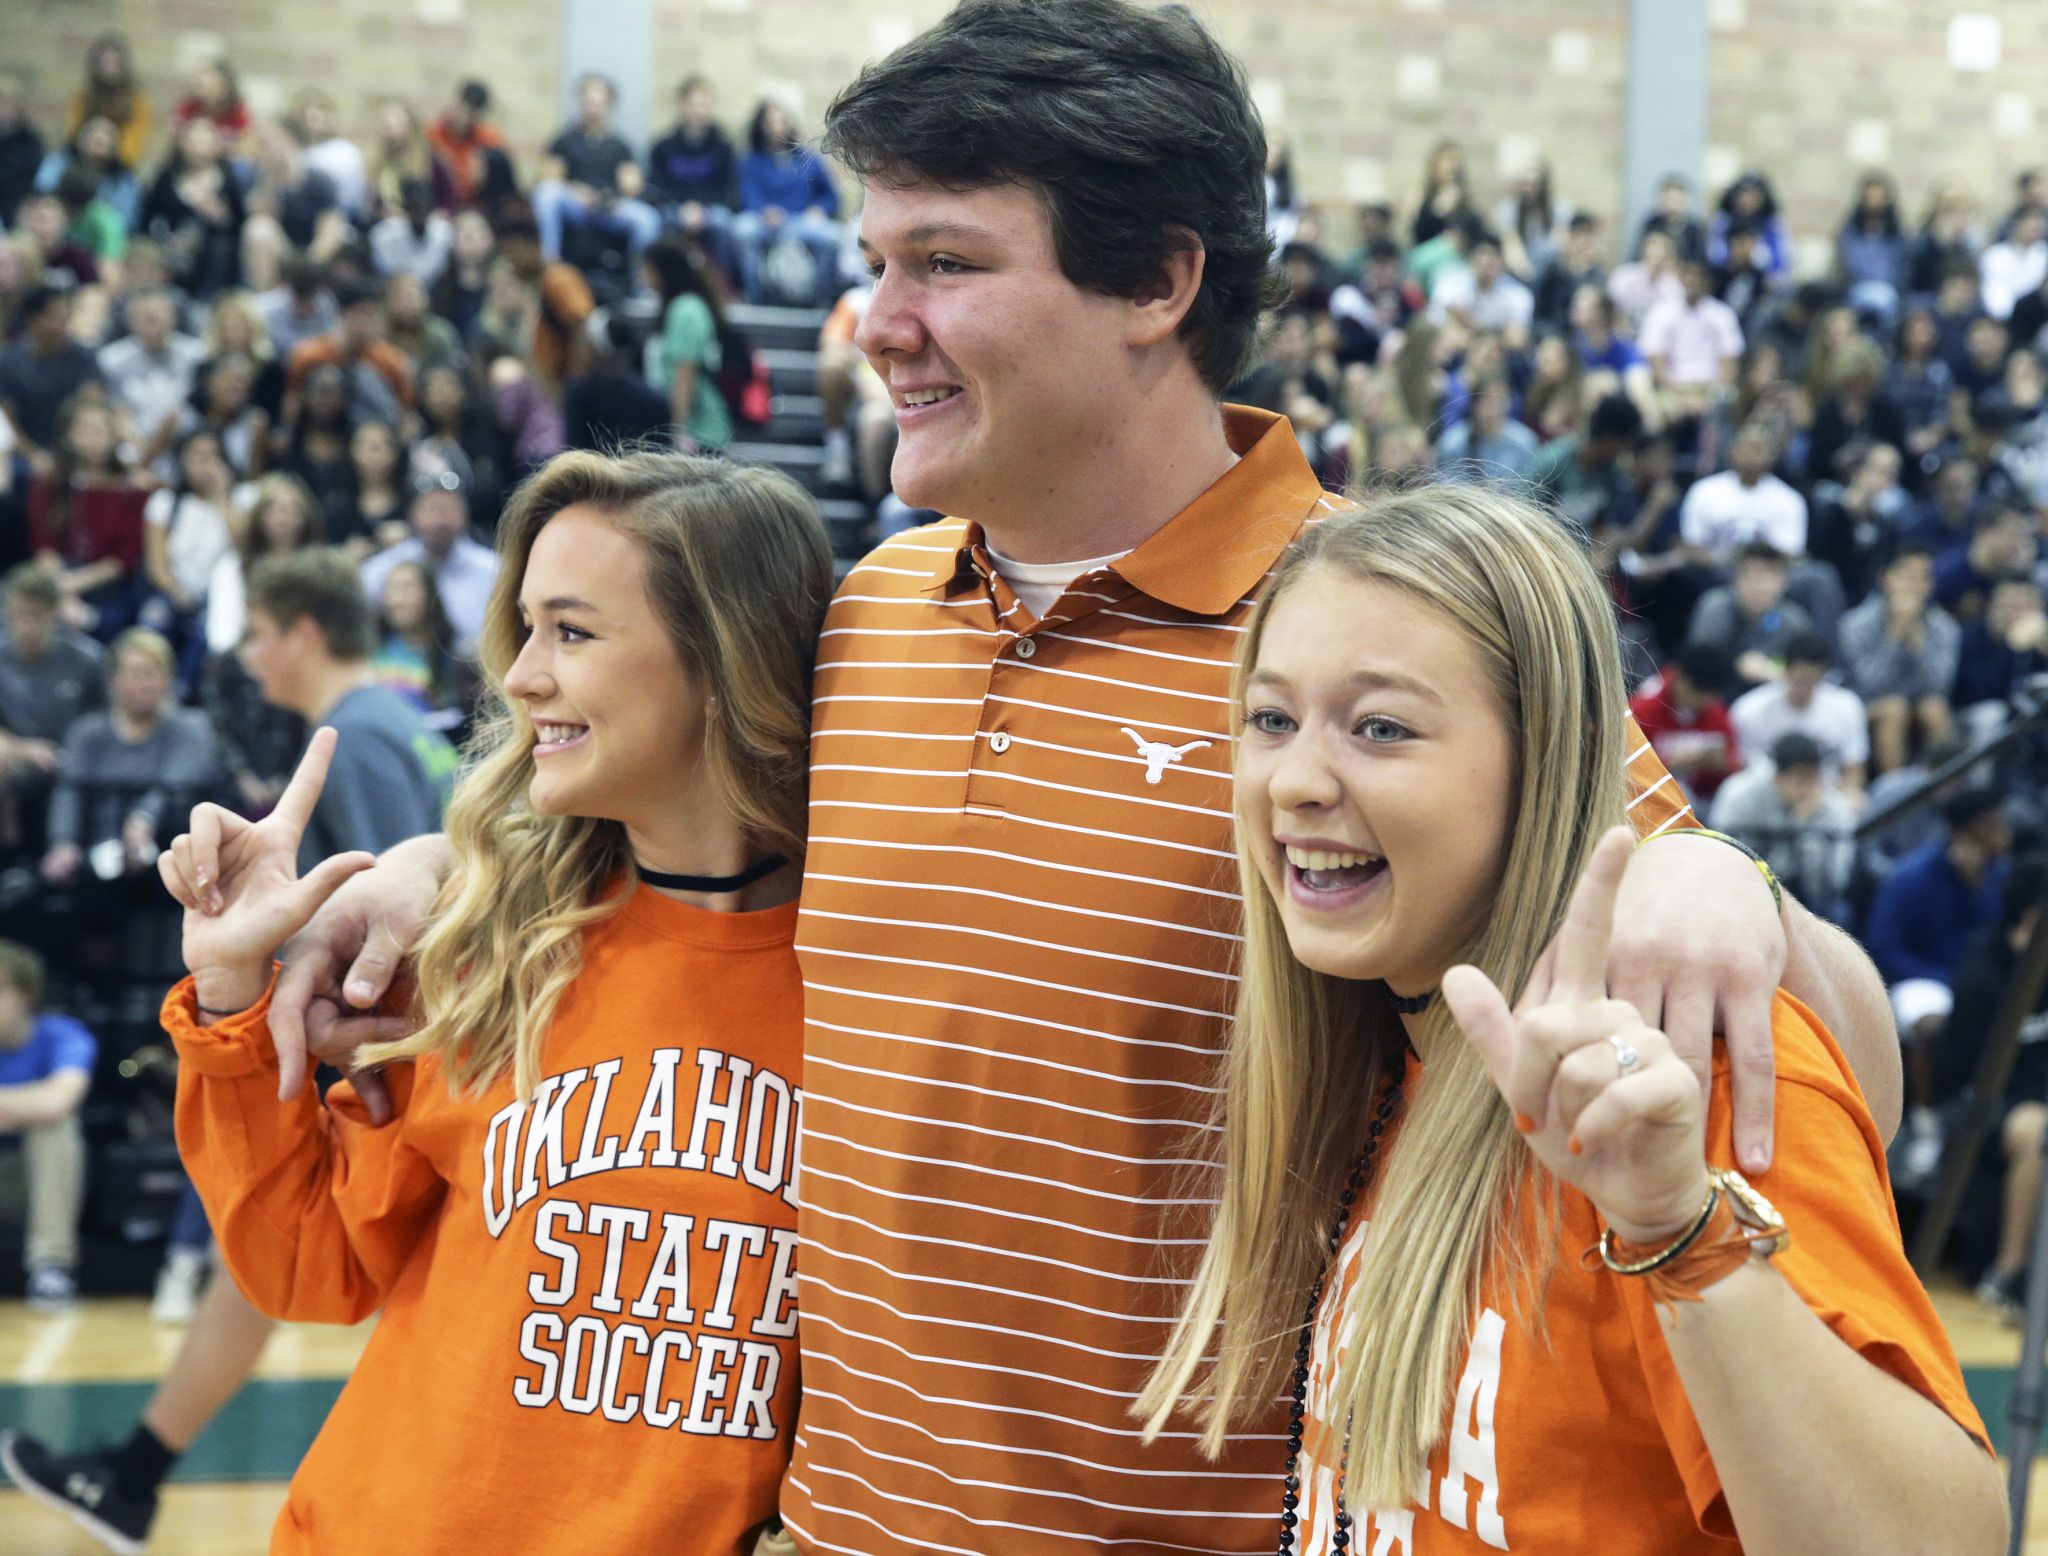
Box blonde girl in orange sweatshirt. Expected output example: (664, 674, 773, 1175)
(152, 450, 831, 1555)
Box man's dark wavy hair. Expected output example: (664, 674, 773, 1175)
(822, 0, 1285, 392)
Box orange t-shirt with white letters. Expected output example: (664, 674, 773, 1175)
(1294, 993, 1989, 1553)
(165, 884, 803, 1556)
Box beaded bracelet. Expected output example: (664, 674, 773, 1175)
(1638, 825, 1783, 915)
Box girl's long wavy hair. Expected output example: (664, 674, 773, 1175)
(358, 449, 832, 1100)
(1137, 484, 1629, 1511)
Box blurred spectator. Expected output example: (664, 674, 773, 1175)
(1708, 730, 1856, 922)
(65, 35, 150, 169)
(1902, 454, 1988, 558)
(1679, 420, 1807, 561)
(339, 419, 410, 555)
(0, 565, 104, 847)
(1640, 259, 1743, 421)
(26, 395, 148, 635)
(734, 100, 842, 307)
(1949, 853, 2048, 1317)
(533, 74, 663, 268)
(424, 80, 517, 217)
(0, 942, 94, 1311)
(1493, 160, 1570, 278)
(14, 190, 101, 292)
(0, 70, 44, 225)
(1527, 391, 1639, 544)
(239, 549, 456, 868)
(564, 313, 671, 452)
(1980, 207, 2048, 322)
(1634, 172, 1708, 265)
(1532, 213, 1604, 337)
(1835, 172, 1909, 325)
(1987, 349, 2048, 509)
(1885, 307, 1956, 475)
(370, 178, 454, 288)
(643, 236, 734, 456)
(1839, 544, 1959, 773)
(1868, 787, 2013, 1181)
(35, 115, 138, 233)
(1729, 629, 1870, 795)
(1709, 220, 1772, 330)
(0, 288, 103, 464)
(1709, 172, 1792, 283)
(430, 211, 495, 340)
(287, 91, 368, 221)
(97, 289, 206, 458)
(1808, 338, 1904, 486)
(1954, 572, 2048, 723)
(254, 255, 340, 367)
(816, 286, 892, 501)
(1427, 230, 1532, 350)
(1609, 229, 1685, 331)
(1685, 541, 1816, 695)
(173, 353, 271, 484)
(647, 77, 742, 285)
(1569, 285, 1659, 427)
(169, 59, 250, 150)
(1628, 643, 1741, 804)
(140, 118, 246, 299)
(203, 476, 319, 814)
(1405, 209, 1480, 303)
(412, 365, 504, 530)
(42, 628, 219, 888)
(1410, 140, 1470, 248)
(365, 99, 453, 219)
(277, 364, 358, 543)
(371, 559, 478, 739)
(1434, 375, 1537, 487)
(206, 473, 320, 659)
(1520, 335, 1588, 443)
(141, 429, 242, 691)
(381, 273, 464, 381)
(358, 472, 499, 652)
(1807, 442, 1908, 608)
(284, 278, 412, 423)
(1935, 504, 2037, 623)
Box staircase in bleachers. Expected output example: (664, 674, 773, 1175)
(722, 302, 874, 570)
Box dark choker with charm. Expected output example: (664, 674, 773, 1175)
(636, 854, 787, 894)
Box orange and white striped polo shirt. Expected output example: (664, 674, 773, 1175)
(786, 407, 1691, 1554)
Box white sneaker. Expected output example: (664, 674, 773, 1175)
(25, 1265, 77, 1314)
(150, 1248, 206, 1325)
(1900, 1126, 1944, 1187)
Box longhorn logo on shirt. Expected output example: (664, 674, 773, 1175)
(1121, 726, 1212, 784)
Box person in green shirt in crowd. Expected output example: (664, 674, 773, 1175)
(642, 235, 732, 454)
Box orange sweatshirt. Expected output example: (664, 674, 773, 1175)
(165, 884, 803, 1556)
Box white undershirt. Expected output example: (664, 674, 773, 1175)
(983, 544, 1130, 619)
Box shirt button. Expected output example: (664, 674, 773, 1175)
(1013, 638, 1037, 660)
(989, 731, 1013, 755)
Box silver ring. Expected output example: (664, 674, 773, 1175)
(1605, 1032, 1640, 1075)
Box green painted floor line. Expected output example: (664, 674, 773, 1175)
(0, 1379, 345, 1483)
(0, 1370, 2041, 1485)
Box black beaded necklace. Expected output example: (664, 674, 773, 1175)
(1278, 1077, 1404, 1554)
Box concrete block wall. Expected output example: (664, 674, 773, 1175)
(4, 0, 2041, 272)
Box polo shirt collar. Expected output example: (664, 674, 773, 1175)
(916, 407, 1327, 615)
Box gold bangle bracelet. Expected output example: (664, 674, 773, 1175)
(1599, 1182, 1721, 1276)
(1638, 826, 1784, 915)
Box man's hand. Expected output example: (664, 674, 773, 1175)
(270, 832, 454, 1112)
(1602, 831, 1786, 1175)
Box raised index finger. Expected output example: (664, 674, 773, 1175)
(1549, 827, 1635, 1002)
(272, 727, 341, 844)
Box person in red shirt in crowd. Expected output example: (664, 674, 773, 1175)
(1628, 643, 1743, 804)
(424, 80, 516, 216)
(168, 59, 251, 151)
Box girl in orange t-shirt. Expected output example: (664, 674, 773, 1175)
(1143, 485, 2003, 1552)
(154, 451, 831, 1554)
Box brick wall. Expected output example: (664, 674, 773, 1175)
(5, 0, 2040, 272)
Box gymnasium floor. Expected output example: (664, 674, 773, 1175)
(1, 1287, 2046, 1552)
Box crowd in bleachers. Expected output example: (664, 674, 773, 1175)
(0, 36, 2045, 1306)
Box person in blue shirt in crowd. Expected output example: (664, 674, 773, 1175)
(732, 99, 841, 305)
(0, 939, 95, 1313)
(1867, 786, 2014, 1184)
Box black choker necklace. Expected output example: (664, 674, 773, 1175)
(1380, 982, 1436, 1015)
(637, 854, 787, 894)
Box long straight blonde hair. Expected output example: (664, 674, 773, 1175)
(358, 450, 833, 1100)
(1138, 484, 1630, 1510)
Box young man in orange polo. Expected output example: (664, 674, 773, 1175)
(262, 2, 1897, 1549)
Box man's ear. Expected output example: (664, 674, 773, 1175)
(1126, 229, 1208, 350)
